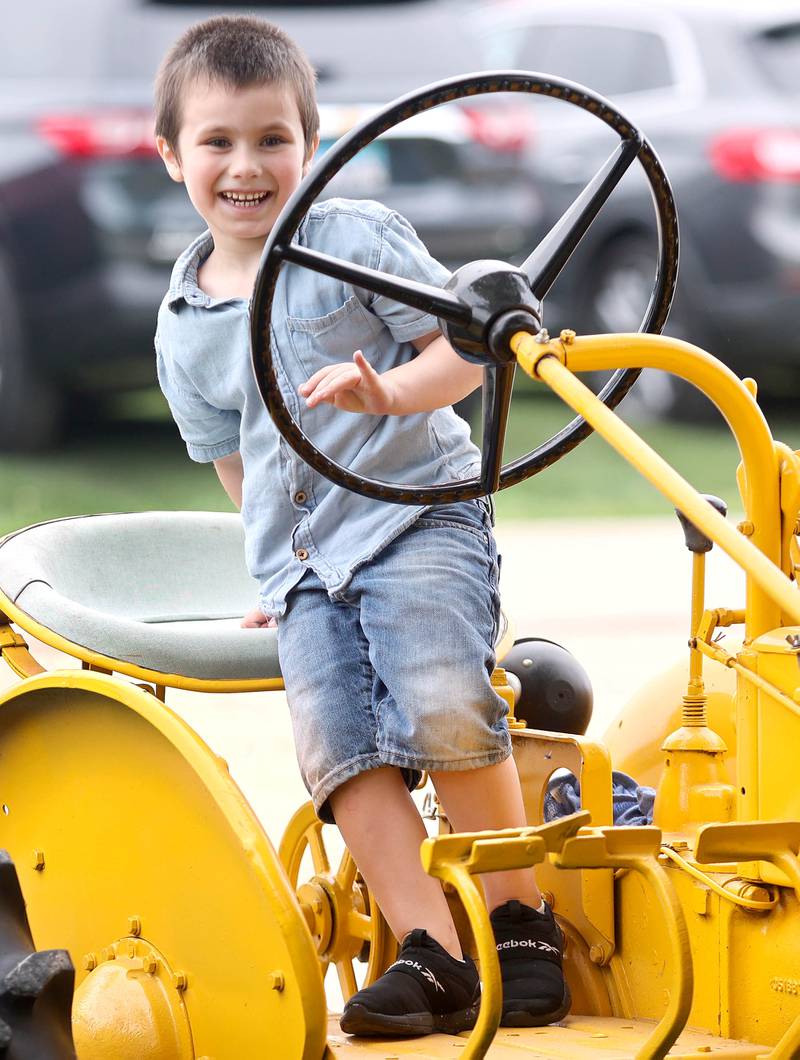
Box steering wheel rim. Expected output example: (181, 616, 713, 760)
(251, 70, 679, 505)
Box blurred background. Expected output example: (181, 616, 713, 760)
(2, 0, 800, 536)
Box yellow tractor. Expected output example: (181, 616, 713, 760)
(1, 72, 799, 1059)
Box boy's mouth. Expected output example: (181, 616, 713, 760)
(219, 191, 270, 208)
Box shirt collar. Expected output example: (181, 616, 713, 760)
(165, 217, 312, 312)
(166, 230, 215, 312)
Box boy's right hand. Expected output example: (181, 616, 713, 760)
(299, 350, 395, 415)
(241, 607, 277, 629)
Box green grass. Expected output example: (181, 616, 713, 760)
(494, 395, 794, 521)
(1, 389, 797, 537)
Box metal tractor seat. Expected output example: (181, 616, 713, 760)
(0, 511, 280, 685)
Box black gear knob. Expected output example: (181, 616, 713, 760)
(675, 494, 728, 553)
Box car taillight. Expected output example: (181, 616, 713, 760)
(709, 128, 800, 182)
(37, 110, 158, 159)
(461, 103, 536, 154)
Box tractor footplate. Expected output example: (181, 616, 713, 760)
(327, 1014, 767, 1057)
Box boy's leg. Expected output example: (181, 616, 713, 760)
(328, 765, 461, 958)
(332, 768, 482, 1037)
(347, 502, 568, 1028)
(277, 572, 479, 1036)
(432, 756, 570, 1027)
(430, 755, 542, 911)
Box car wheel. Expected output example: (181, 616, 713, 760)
(587, 234, 713, 422)
(0, 253, 62, 452)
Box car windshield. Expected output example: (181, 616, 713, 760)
(478, 22, 674, 98)
(750, 22, 800, 96)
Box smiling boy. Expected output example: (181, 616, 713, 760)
(154, 15, 569, 1037)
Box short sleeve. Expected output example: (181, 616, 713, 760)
(155, 334, 240, 463)
(370, 211, 451, 342)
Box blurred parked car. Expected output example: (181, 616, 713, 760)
(471, 0, 800, 417)
(0, 0, 539, 451)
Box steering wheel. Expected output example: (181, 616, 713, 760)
(251, 71, 678, 505)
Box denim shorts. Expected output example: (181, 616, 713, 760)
(276, 498, 511, 822)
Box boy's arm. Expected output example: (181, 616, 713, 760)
(213, 451, 244, 509)
(299, 330, 482, 416)
(213, 452, 275, 629)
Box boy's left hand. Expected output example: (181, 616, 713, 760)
(299, 351, 395, 415)
(241, 607, 277, 629)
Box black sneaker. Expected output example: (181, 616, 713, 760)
(339, 929, 480, 1037)
(490, 899, 571, 1027)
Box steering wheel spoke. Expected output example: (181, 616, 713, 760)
(277, 243, 472, 329)
(480, 364, 516, 494)
(522, 135, 643, 300)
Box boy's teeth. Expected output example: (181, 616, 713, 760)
(223, 191, 266, 202)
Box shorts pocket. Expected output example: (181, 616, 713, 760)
(414, 499, 492, 539)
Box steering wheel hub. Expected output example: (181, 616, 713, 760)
(441, 260, 542, 364)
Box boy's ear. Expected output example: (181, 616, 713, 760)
(157, 136, 184, 183)
(302, 133, 321, 176)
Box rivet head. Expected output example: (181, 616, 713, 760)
(269, 970, 285, 992)
(173, 971, 188, 991)
(33, 850, 45, 872)
(589, 945, 605, 964)
(83, 953, 97, 971)
(128, 916, 141, 937)
(142, 954, 157, 975)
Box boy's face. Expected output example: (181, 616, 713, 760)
(157, 78, 317, 252)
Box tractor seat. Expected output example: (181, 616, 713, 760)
(0, 511, 279, 684)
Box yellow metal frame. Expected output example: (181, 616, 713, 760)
(0, 589, 285, 693)
(421, 815, 694, 1060)
(0, 668, 327, 1059)
(511, 331, 797, 639)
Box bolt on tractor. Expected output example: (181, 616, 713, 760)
(1, 72, 800, 1059)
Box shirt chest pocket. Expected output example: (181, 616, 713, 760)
(285, 295, 382, 377)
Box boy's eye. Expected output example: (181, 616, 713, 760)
(207, 137, 230, 148)
(262, 135, 286, 147)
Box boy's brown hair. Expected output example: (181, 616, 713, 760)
(154, 15, 319, 157)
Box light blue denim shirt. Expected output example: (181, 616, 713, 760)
(155, 198, 481, 616)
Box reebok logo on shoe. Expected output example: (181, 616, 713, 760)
(490, 899, 571, 1028)
(390, 958, 445, 993)
(497, 939, 560, 955)
(340, 928, 479, 1038)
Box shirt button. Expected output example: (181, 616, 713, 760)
(294, 490, 307, 505)
(295, 548, 309, 562)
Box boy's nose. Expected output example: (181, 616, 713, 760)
(228, 147, 261, 178)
